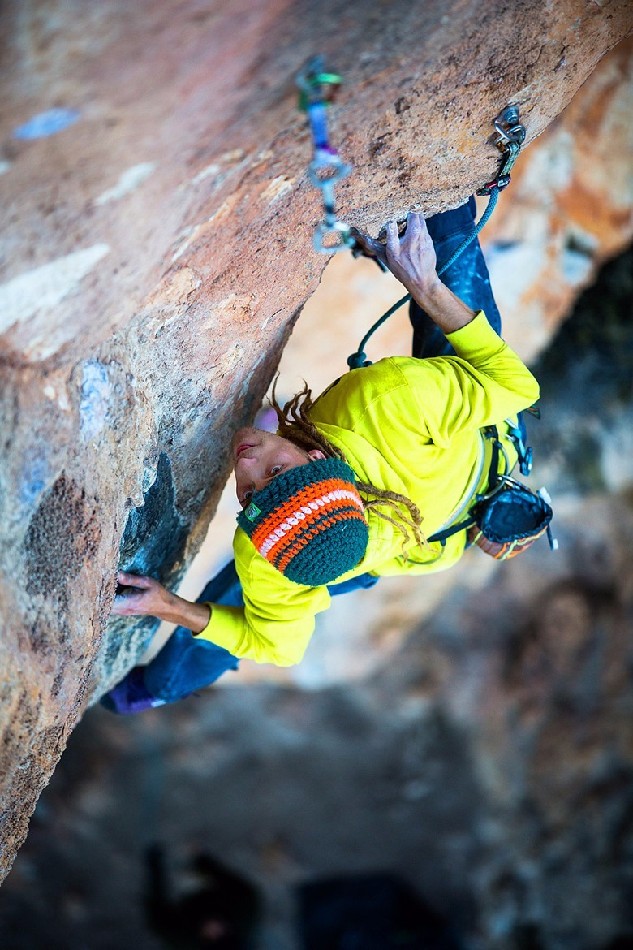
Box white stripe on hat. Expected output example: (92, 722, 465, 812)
(258, 489, 364, 556)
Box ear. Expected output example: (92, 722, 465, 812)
(307, 449, 327, 462)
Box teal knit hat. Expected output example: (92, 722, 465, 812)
(237, 457, 369, 586)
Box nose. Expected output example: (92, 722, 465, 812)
(235, 456, 267, 495)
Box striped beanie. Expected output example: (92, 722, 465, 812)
(237, 457, 369, 587)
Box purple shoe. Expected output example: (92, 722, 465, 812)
(100, 667, 166, 715)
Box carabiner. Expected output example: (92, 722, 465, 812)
(313, 219, 354, 253)
(308, 149, 351, 189)
(478, 106, 526, 196)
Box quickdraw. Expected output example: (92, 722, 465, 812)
(477, 105, 526, 195)
(346, 104, 526, 369)
(297, 57, 354, 253)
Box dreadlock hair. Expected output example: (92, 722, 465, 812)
(270, 380, 427, 554)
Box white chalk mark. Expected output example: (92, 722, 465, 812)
(260, 176, 295, 203)
(94, 162, 155, 206)
(0, 244, 110, 332)
(191, 163, 221, 186)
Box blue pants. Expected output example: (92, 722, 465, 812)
(142, 197, 504, 703)
(410, 196, 502, 357)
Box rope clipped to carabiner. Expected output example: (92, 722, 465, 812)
(297, 57, 354, 253)
(477, 105, 526, 195)
(347, 105, 526, 369)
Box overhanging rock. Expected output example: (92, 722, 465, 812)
(1, 0, 631, 882)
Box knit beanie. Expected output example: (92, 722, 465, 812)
(237, 456, 369, 587)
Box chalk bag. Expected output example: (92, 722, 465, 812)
(468, 478, 554, 561)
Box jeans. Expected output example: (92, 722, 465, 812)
(142, 197, 506, 703)
(410, 196, 502, 357)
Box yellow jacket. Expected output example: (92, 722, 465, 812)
(197, 312, 539, 666)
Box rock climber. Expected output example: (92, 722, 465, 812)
(103, 197, 541, 714)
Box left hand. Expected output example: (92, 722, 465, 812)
(112, 571, 212, 633)
(111, 572, 174, 618)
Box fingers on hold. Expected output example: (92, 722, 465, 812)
(134, 577, 153, 589)
(119, 573, 152, 589)
(118, 571, 146, 585)
(385, 220, 399, 251)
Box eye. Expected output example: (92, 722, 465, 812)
(241, 489, 253, 506)
(269, 464, 284, 478)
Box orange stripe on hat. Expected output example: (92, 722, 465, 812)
(251, 478, 364, 552)
(269, 503, 366, 570)
(275, 509, 365, 572)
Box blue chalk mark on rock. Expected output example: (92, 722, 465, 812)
(80, 361, 112, 442)
(13, 108, 80, 140)
(119, 453, 188, 579)
(21, 457, 50, 506)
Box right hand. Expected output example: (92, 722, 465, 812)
(383, 211, 439, 297)
(111, 572, 173, 618)
(352, 210, 439, 298)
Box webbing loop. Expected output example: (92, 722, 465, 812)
(297, 57, 354, 253)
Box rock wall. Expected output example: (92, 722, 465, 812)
(1, 0, 631, 882)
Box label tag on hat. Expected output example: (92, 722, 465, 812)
(244, 502, 262, 522)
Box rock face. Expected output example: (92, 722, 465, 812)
(0, 0, 631, 882)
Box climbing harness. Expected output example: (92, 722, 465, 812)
(346, 105, 526, 369)
(297, 57, 354, 253)
(427, 425, 557, 557)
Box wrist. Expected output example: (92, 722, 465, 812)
(164, 592, 211, 633)
(408, 274, 443, 308)
(190, 602, 212, 635)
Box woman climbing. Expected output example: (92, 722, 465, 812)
(103, 197, 542, 714)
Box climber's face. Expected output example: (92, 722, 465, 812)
(233, 426, 325, 507)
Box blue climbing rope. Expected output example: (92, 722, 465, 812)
(347, 187, 500, 369)
(346, 103, 526, 370)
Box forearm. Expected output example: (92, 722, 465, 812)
(410, 275, 477, 335)
(154, 592, 211, 633)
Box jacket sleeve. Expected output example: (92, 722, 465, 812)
(194, 528, 331, 666)
(398, 310, 540, 446)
